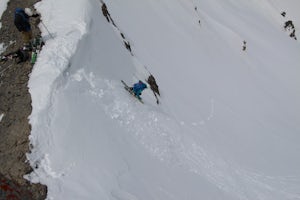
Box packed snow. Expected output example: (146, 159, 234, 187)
(0, 0, 9, 29)
(1, 0, 300, 199)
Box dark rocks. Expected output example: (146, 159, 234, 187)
(282, 14, 297, 40)
(0, 0, 47, 199)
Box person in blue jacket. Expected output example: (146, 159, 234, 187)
(131, 80, 147, 99)
(14, 8, 39, 45)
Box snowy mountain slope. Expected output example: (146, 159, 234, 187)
(27, 0, 300, 199)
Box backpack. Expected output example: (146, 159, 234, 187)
(16, 49, 29, 63)
(14, 8, 31, 32)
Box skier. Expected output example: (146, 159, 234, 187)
(130, 80, 147, 99)
(14, 8, 39, 45)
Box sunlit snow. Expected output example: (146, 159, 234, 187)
(3, 0, 298, 199)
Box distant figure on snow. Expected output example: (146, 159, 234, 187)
(130, 80, 147, 99)
(14, 8, 39, 45)
(242, 40, 247, 51)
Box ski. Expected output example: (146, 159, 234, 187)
(121, 80, 144, 104)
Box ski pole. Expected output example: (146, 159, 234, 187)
(41, 21, 54, 39)
(143, 65, 151, 74)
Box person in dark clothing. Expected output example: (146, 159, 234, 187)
(14, 8, 39, 45)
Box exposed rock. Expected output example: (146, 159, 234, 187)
(0, 0, 47, 199)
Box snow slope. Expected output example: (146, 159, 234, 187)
(0, 0, 9, 29)
(26, 0, 300, 199)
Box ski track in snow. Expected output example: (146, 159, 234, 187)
(70, 68, 184, 164)
(68, 68, 300, 200)
(23, 0, 300, 199)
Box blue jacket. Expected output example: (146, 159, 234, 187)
(133, 81, 147, 96)
(14, 8, 31, 32)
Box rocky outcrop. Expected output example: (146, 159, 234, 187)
(0, 0, 47, 199)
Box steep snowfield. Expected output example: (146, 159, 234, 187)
(26, 0, 300, 199)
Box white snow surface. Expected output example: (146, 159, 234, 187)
(0, 0, 9, 29)
(25, 0, 300, 199)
